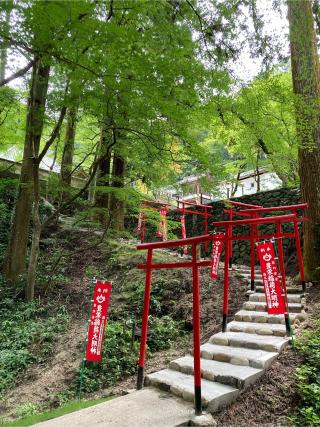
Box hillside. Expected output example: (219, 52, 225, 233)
(0, 223, 251, 421)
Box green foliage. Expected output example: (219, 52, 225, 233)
(77, 317, 185, 394)
(290, 320, 320, 425)
(0, 178, 18, 259)
(75, 321, 139, 393)
(203, 71, 299, 190)
(0, 298, 69, 396)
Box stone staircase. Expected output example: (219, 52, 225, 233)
(145, 265, 306, 414)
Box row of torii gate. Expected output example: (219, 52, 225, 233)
(135, 198, 307, 415)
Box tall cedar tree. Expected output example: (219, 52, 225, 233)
(288, 0, 320, 279)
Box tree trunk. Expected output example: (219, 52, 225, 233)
(4, 58, 50, 281)
(288, 0, 320, 280)
(95, 124, 112, 225)
(26, 160, 41, 301)
(60, 106, 77, 197)
(0, 8, 11, 81)
(110, 153, 125, 231)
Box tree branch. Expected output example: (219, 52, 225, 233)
(0, 60, 34, 86)
(42, 139, 117, 227)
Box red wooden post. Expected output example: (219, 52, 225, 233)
(276, 222, 291, 337)
(250, 213, 257, 292)
(222, 225, 230, 332)
(137, 248, 153, 389)
(293, 215, 306, 292)
(229, 209, 233, 269)
(204, 207, 209, 254)
(192, 243, 202, 415)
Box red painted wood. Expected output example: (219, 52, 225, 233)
(138, 249, 153, 368)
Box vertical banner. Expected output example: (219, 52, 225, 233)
(86, 281, 112, 362)
(210, 234, 224, 279)
(157, 207, 168, 241)
(137, 211, 143, 235)
(181, 215, 188, 254)
(257, 241, 285, 315)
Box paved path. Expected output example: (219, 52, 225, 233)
(35, 389, 195, 427)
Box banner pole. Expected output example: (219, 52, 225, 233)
(274, 225, 293, 340)
(78, 275, 96, 400)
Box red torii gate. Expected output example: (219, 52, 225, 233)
(137, 200, 171, 243)
(176, 198, 213, 253)
(136, 206, 307, 416)
(224, 202, 307, 292)
(137, 198, 213, 250)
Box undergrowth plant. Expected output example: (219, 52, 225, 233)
(290, 318, 320, 425)
(75, 317, 186, 394)
(0, 297, 69, 396)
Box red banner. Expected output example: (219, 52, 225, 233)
(85, 281, 112, 362)
(181, 215, 188, 254)
(210, 235, 224, 279)
(257, 241, 285, 315)
(157, 207, 168, 240)
(137, 211, 143, 234)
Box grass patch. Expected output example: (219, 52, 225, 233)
(290, 312, 320, 425)
(0, 397, 113, 426)
(0, 298, 69, 397)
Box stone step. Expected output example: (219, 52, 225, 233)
(232, 265, 260, 272)
(237, 272, 262, 279)
(254, 285, 303, 294)
(169, 356, 263, 389)
(244, 278, 263, 285)
(200, 343, 278, 369)
(145, 369, 239, 413)
(243, 301, 303, 313)
(210, 331, 290, 352)
(234, 310, 305, 324)
(249, 293, 302, 303)
(227, 320, 287, 337)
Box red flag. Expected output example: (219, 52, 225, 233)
(210, 235, 224, 279)
(137, 211, 143, 235)
(157, 207, 168, 240)
(181, 215, 188, 254)
(257, 241, 285, 315)
(85, 281, 112, 362)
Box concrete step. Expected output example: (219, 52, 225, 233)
(234, 310, 305, 324)
(249, 293, 302, 303)
(254, 285, 303, 294)
(227, 320, 287, 337)
(210, 331, 290, 352)
(145, 369, 239, 413)
(200, 343, 278, 369)
(169, 356, 263, 389)
(243, 301, 303, 313)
